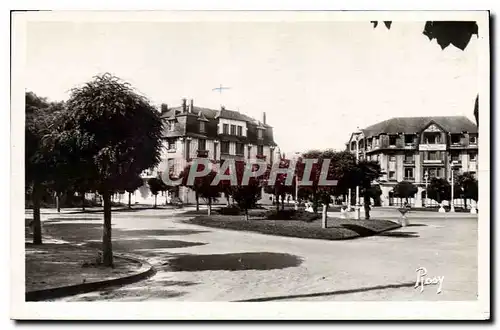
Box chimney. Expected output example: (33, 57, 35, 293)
(182, 98, 187, 113)
(161, 103, 168, 114)
(262, 112, 266, 125)
(189, 99, 194, 113)
(221, 105, 225, 111)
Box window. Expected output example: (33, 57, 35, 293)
(257, 145, 264, 156)
(199, 121, 206, 133)
(404, 134, 414, 145)
(469, 134, 478, 144)
(168, 120, 175, 131)
(451, 152, 460, 161)
(389, 135, 397, 146)
(223, 124, 229, 134)
(404, 167, 414, 179)
(404, 153, 414, 163)
(425, 133, 441, 144)
(237, 126, 243, 136)
(198, 139, 206, 151)
(367, 138, 372, 150)
(451, 134, 461, 144)
(359, 139, 364, 149)
(428, 151, 438, 161)
(257, 129, 264, 139)
(351, 141, 356, 151)
(389, 155, 396, 162)
(167, 139, 176, 150)
(221, 141, 230, 154)
(469, 152, 478, 162)
(389, 171, 396, 180)
(373, 137, 379, 146)
(230, 125, 236, 135)
(236, 143, 245, 155)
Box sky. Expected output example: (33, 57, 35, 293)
(25, 19, 479, 153)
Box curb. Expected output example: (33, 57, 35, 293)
(25, 253, 156, 302)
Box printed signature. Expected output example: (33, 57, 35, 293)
(415, 267, 444, 294)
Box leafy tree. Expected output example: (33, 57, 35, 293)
(372, 21, 479, 50)
(25, 92, 67, 244)
(224, 161, 265, 221)
(264, 158, 295, 211)
(456, 172, 478, 208)
(392, 181, 418, 203)
(352, 160, 383, 219)
(364, 184, 382, 206)
(179, 162, 220, 215)
(427, 177, 451, 205)
(147, 177, 167, 208)
(124, 175, 144, 209)
(51, 73, 163, 266)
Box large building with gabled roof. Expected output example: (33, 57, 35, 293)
(346, 116, 478, 207)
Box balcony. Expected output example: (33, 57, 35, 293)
(450, 159, 462, 167)
(256, 154, 267, 160)
(423, 159, 444, 165)
(196, 149, 209, 158)
(403, 177, 415, 182)
(419, 144, 447, 151)
(403, 159, 415, 165)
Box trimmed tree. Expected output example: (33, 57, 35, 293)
(392, 181, 419, 204)
(52, 74, 163, 266)
(147, 177, 167, 208)
(124, 175, 144, 209)
(456, 172, 478, 208)
(25, 92, 67, 244)
(352, 160, 384, 219)
(179, 162, 220, 215)
(427, 177, 451, 208)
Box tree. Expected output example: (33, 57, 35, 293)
(474, 95, 479, 127)
(427, 177, 451, 206)
(147, 177, 167, 208)
(392, 181, 419, 204)
(264, 158, 295, 211)
(179, 162, 220, 215)
(124, 176, 144, 209)
(372, 21, 479, 51)
(225, 161, 265, 221)
(365, 184, 382, 206)
(456, 172, 478, 208)
(25, 92, 67, 244)
(52, 74, 163, 267)
(351, 160, 383, 219)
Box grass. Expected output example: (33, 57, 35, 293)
(184, 215, 401, 241)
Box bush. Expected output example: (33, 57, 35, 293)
(217, 205, 242, 215)
(265, 209, 320, 222)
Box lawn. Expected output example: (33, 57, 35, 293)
(184, 214, 401, 241)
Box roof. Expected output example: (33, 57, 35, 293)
(161, 105, 271, 127)
(361, 116, 477, 137)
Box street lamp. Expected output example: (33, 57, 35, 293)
(424, 170, 429, 207)
(450, 161, 456, 213)
(353, 127, 362, 220)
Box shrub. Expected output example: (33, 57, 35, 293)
(217, 205, 241, 215)
(265, 209, 320, 222)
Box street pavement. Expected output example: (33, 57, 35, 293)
(33, 207, 478, 302)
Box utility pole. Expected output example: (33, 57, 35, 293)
(450, 162, 456, 213)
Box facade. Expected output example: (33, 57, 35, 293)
(347, 116, 478, 207)
(131, 99, 279, 205)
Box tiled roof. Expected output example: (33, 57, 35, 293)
(161, 105, 270, 127)
(361, 116, 477, 137)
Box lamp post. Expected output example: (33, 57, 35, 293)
(354, 128, 362, 220)
(424, 170, 429, 207)
(450, 161, 456, 213)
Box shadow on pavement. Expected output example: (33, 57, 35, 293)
(378, 231, 420, 238)
(236, 282, 416, 302)
(84, 239, 207, 251)
(166, 252, 303, 272)
(406, 223, 428, 227)
(339, 224, 376, 237)
(116, 229, 210, 237)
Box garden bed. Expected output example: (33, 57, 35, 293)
(184, 215, 401, 241)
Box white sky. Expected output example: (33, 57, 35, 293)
(25, 20, 478, 153)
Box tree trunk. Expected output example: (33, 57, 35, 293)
(245, 208, 249, 221)
(154, 195, 157, 208)
(102, 191, 113, 267)
(32, 183, 42, 245)
(128, 192, 132, 209)
(195, 191, 199, 211)
(281, 196, 285, 210)
(275, 194, 280, 212)
(207, 198, 212, 215)
(55, 192, 60, 213)
(463, 197, 467, 209)
(81, 191, 86, 211)
(225, 193, 230, 206)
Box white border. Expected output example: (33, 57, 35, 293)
(10, 10, 490, 320)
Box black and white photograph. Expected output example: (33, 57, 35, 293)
(10, 10, 490, 320)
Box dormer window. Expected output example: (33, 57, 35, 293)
(199, 121, 206, 133)
(451, 134, 461, 145)
(389, 135, 397, 146)
(424, 132, 441, 144)
(257, 128, 263, 140)
(404, 134, 414, 145)
(168, 120, 175, 131)
(469, 134, 478, 144)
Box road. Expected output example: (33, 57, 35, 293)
(34, 207, 478, 302)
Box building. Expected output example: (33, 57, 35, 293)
(133, 98, 279, 205)
(346, 116, 478, 207)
